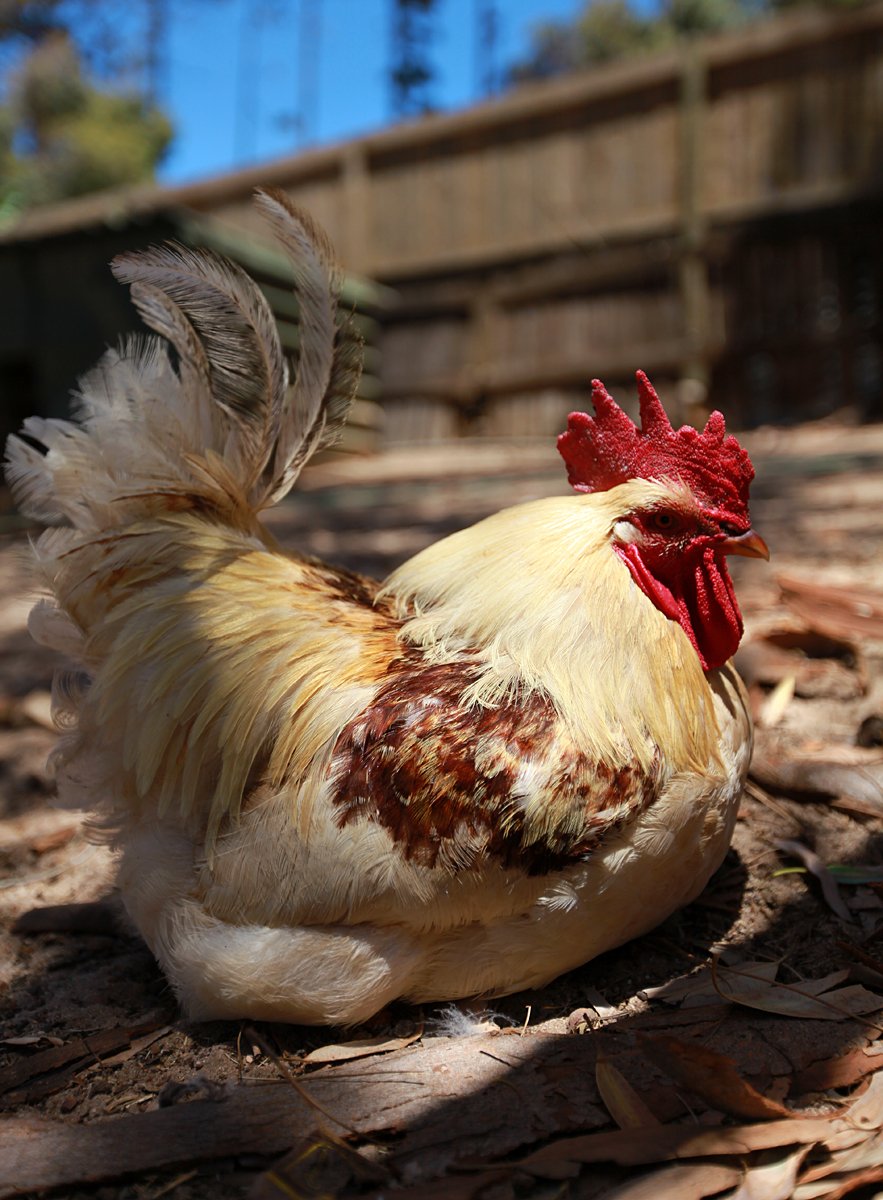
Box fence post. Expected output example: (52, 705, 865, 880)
(343, 144, 370, 274)
(678, 41, 712, 422)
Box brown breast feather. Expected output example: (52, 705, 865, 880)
(330, 659, 661, 876)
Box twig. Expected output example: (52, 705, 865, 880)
(244, 1026, 375, 1143)
(744, 780, 799, 825)
(149, 1169, 199, 1199)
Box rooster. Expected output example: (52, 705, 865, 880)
(6, 191, 768, 1026)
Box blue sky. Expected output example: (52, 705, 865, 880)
(160, 0, 584, 184)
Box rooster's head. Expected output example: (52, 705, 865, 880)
(557, 372, 768, 671)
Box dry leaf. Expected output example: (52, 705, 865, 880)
(820, 1165, 883, 1200)
(595, 1049, 660, 1129)
(793, 1044, 883, 1094)
(99, 1027, 172, 1069)
(300, 1029, 422, 1064)
(581, 987, 619, 1022)
(0, 1035, 63, 1049)
(793, 1182, 841, 1200)
(600, 1161, 743, 1200)
(841, 1068, 883, 1130)
(639, 1034, 793, 1120)
(838, 943, 883, 982)
(850, 964, 883, 992)
(641, 960, 779, 1006)
(795, 970, 851, 995)
(735, 631, 863, 701)
(249, 1132, 388, 1199)
(712, 963, 883, 1022)
(821, 1124, 876, 1154)
(26, 825, 80, 856)
(846, 893, 883, 916)
(752, 756, 883, 811)
(799, 1128, 883, 1193)
(778, 575, 883, 642)
(832, 795, 883, 819)
(353, 1172, 515, 1200)
(774, 840, 852, 921)
(759, 675, 796, 728)
(728, 1145, 810, 1200)
(514, 1117, 838, 1180)
(17, 690, 54, 731)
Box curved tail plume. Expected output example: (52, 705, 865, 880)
(5, 188, 361, 531)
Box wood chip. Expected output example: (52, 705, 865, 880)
(0, 1032, 608, 1196)
(0, 1019, 169, 1105)
(0, 1028, 132, 1097)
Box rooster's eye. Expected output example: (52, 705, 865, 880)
(649, 511, 679, 533)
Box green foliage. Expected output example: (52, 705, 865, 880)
(666, 0, 756, 35)
(0, 29, 172, 213)
(578, 1, 666, 65)
(509, 0, 854, 81)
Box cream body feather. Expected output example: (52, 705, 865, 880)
(115, 507, 749, 1023)
(5, 195, 752, 1025)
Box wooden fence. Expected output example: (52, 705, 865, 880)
(6, 3, 881, 443)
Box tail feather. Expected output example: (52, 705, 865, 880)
(254, 187, 361, 505)
(5, 190, 361, 531)
(110, 241, 285, 422)
(2, 193, 369, 844)
(110, 241, 286, 503)
(125, 280, 215, 446)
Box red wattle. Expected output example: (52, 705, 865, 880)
(615, 544, 743, 671)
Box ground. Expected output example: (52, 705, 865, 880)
(1, 427, 883, 1199)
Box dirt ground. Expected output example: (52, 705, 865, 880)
(2, 426, 883, 1199)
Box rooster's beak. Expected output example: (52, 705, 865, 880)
(722, 529, 770, 560)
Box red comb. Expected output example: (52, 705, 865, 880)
(557, 371, 754, 524)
